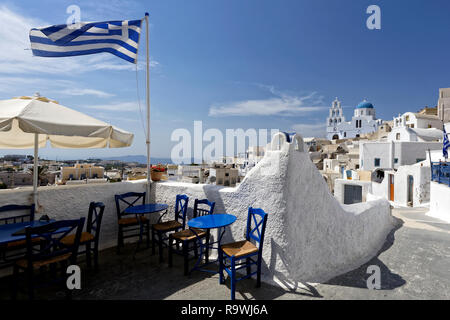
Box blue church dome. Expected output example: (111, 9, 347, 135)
(356, 101, 374, 109)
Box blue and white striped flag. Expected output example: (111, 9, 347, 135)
(443, 125, 450, 159)
(29, 19, 142, 64)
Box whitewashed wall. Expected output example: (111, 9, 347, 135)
(334, 179, 372, 203)
(428, 181, 450, 222)
(0, 181, 147, 250)
(0, 134, 394, 287)
(394, 165, 430, 207)
(152, 134, 394, 285)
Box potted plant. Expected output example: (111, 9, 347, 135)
(151, 164, 167, 181)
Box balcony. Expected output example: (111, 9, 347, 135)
(431, 162, 450, 186)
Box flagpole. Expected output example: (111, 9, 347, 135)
(33, 133, 39, 210)
(145, 12, 151, 201)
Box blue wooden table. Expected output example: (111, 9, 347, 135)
(124, 203, 168, 257)
(124, 203, 168, 216)
(187, 214, 237, 275)
(0, 220, 56, 245)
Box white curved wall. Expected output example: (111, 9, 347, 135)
(0, 134, 394, 286)
(152, 134, 394, 285)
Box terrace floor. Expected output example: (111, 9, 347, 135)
(0, 207, 449, 300)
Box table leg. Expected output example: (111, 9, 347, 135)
(205, 229, 210, 264)
(189, 227, 227, 275)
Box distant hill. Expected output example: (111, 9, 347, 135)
(102, 155, 173, 164)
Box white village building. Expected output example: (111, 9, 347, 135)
(359, 141, 442, 171)
(438, 87, 450, 123)
(326, 98, 384, 140)
(388, 111, 443, 143)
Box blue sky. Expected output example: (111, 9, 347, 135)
(0, 0, 450, 160)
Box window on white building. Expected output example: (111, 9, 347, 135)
(374, 158, 380, 167)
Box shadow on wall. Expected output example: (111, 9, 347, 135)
(265, 238, 323, 298)
(202, 184, 238, 246)
(324, 217, 405, 290)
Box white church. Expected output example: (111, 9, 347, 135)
(326, 98, 384, 140)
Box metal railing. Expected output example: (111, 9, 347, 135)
(431, 162, 450, 186)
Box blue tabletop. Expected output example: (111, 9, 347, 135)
(188, 214, 237, 229)
(124, 203, 168, 215)
(0, 220, 56, 245)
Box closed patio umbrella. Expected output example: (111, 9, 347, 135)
(0, 94, 134, 209)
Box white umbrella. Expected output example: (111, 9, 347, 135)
(0, 94, 134, 209)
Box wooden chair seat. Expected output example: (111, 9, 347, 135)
(118, 216, 148, 226)
(15, 252, 72, 269)
(6, 237, 41, 248)
(171, 228, 206, 241)
(221, 240, 258, 258)
(61, 232, 94, 246)
(153, 220, 182, 232)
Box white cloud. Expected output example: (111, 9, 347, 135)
(0, 76, 114, 98)
(292, 123, 326, 138)
(0, 5, 159, 75)
(59, 88, 114, 98)
(209, 86, 327, 117)
(81, 101, 140, 111)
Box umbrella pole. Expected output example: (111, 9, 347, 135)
(145, 12, 152, 202)
(33, 133, 39, 209)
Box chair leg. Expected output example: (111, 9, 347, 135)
(256, 257, 262, 288)
(117, 226, 122, 254)
(246, 258, 251, 277)
(193, 241, 198, 258)
(158, 231, 164, 263)
(65, 271, 73, 300)
(146, 223, 150, 249)
(230, 257, 236, 300)
(151, 227, 156, 255)
(205, 234, 210, 264)
(183, 240, 189, 276)
(94, 244, 99, 271)
(11, 264, 19, 300)
(168, 236, 173, 268)
(218, 249, 225, 285)
(26, 269, 34, 300)
(86, 243, 92, 269)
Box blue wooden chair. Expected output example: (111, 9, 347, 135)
(152, 194, 189, 263)
(0, 204, 36, 268)
(12, 218, 85, 300)
(218, 207, 268, 300)
(114, 192, 148, 253)
(61, 202, 105, 270)
(168, 199, 215, 275)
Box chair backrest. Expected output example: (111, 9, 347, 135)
(0, 204, 35, 225)
(193, 199, 215, 218)
(114, 192, 146, 219)
(87, 202, 105, 242)
(174, 194, 189, 228)
(24, 218, 85, 269)
(245, 207, 268, 253)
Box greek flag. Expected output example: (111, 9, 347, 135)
(29, 19, 142, 64)
(444, 125, 450, 159)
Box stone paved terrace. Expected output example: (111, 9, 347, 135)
(0, 207, 449, 300)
